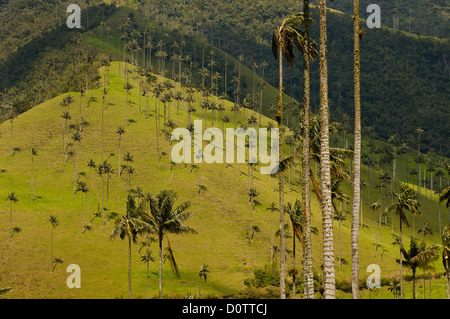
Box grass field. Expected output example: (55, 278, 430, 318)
(0, 61, 447, 299)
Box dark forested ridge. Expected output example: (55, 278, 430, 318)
(327, 0, 449, 38)
(0, 0, 448, 156)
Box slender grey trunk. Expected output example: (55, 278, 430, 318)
(351, 0, 361, 299)
(128, 235, 132, 299)
(302, 0, 314, 300)
(319, 0, 336, 299)
(159, 232, 163, 299)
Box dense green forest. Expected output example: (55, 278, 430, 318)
(0, 0, 448, 157)
(327, 0, 450, 38)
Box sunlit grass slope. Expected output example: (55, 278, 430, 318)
(0, 61, 446, 299)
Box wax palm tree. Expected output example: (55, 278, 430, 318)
(83, 54, 93, 116)
(30, 148, 38, 201)
(266, 202, 279, 262)
(317, 0, 336, 298)
(388, 279, 400, 299)
(153, 83, 165, 167)
(123, 82, 134, 125)
(371, 201, 383, 255)
(145, 189, 197, 299)
(350, 0, 363, 299)
(75, 181, 89, 233)
(116, 126, 126, 176)
(49, 215, 59, 271)
(222, 115, 230, 132)
(302, 115, 351, 298)
(272, 11, 307, 299)
(286, 199, 303, 298)
(231, 103, 240, 129)
(140, 249, 155, 299)
(10, 227, 21, 238)
(6, 192, 18, 238)
(173, 91, 183, 125)
(385, 184, 421, 299)
(87, 159, 96, 223)
(248, 187, 259, 243)
(61, 111, 71, 155)
(160, 93, 173, 135)
(399, 237, 440, 299)
(198, 264, 209, 298)
(418, 221, 435, 298)
(71, 131, 82, 195)
(300, 0, 318, 298)
(11, 147, 21, 157)
(247, 115, 258, 129)
(99, 160, 114, 218)
(110, 195, 151, 299)
(123, 152, 134, 194)
(419, 222, 433, 238)
(185, 93, 195, 125)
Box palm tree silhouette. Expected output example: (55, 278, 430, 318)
(272, 12, 307, 298)
(98, 160, 114, 220)
(399, 237, 439, 299)
(30, 148, 38, 201)
(6, 192, 18, 238)
(61, 111, 71, 155)
(198, 264, 209, 298)
(75, 181, 89, 233)
(371, 201, 383, 255)
(116, 126, 126, 176)
(87, 159, 96, 223)
(123, 82, 134, 125)
(140, 249, 155, 299)
(385, 184, 421, 299)
(49, 215, 59, 271)
(299, 2, 317, 296)
(248, 187, 259, 243)
(266, 202, 278, 262)
(110, 195, 151, 299)
(144, 189, 197, 299)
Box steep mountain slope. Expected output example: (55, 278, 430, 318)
(1, 1, 449, 157)
(0, 62, 447, 299)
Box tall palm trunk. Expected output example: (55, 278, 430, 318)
(102, 89, 105, 162)
(81, 193, 84, 233)
(351, 0, 361, 299)
(31, 154, 34, 201)
(159, 232, 163, 299)
(146, 253, 150, 299)
(118, 136, 122, 177)
(156, 99, 161, 167)
(399, 216, 403, 299)
(302, 0, 314, 300)
(10, 119, 13, 157)
(9, 202, 12, 238)
(277, 47, 286, 300)
(50, 227, 54, 271)
(445, 257, 449, 299)
(128, 235, 132, 299)
(319, 0, 336, 299)
(292, 234, 296, 299)
(88, 168, 92, 222)
(270, 208, 274, 262)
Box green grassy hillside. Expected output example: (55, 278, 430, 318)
(0, 61, 447, 299)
